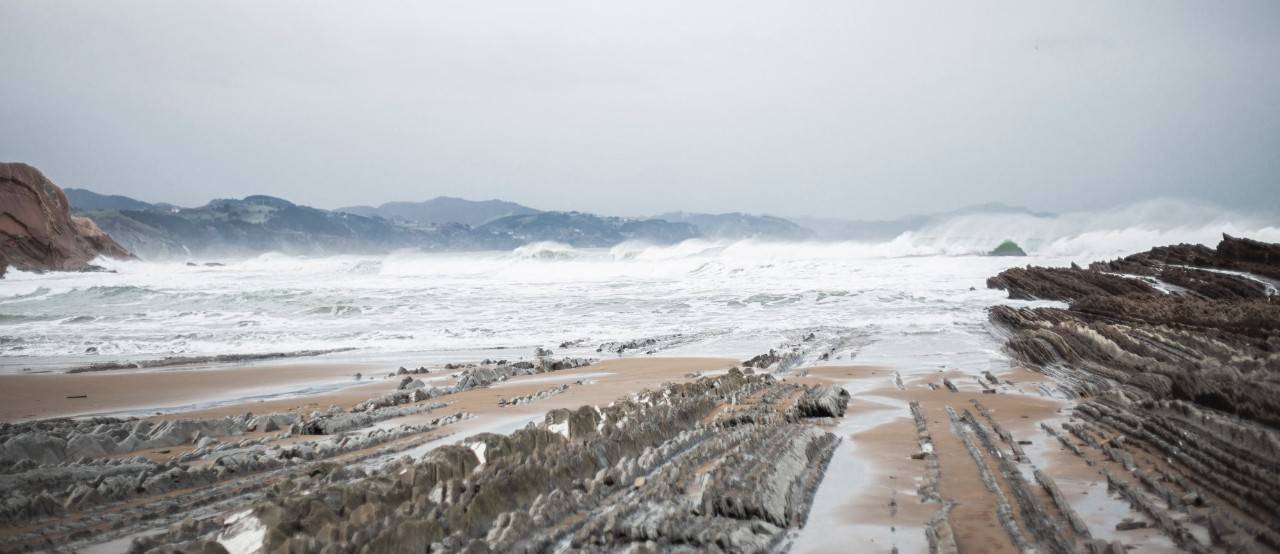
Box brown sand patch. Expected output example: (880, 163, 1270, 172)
(0, 357, 739, 424)
(839, 415, 934, 529)
(0, 362, 387, 422)
(796, 365, 1067, 553)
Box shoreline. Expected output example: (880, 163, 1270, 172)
(4, 231, 1278, 554)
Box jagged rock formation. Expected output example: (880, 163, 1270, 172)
(0, 393, 466, 548)
(499, 383, 572, 407)
(985, 265, 1156, 301)
(452, 357, 592, 391)
(0, 162, 133, 275)
(0, 413, 297, 467)
(128, 370, 846, 553)
(354, 358, 594, 412)
(987, 234, 1280, 550)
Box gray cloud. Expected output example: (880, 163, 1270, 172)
(2, 1, 1278, 218)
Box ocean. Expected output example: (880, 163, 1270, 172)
(3, 200, 1277, 374)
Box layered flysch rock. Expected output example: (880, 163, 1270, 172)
(987, 234, 1280, 551)
(0, 398, 464, 536)
(0, 162, 133, 276)
(131, 369, 846, 553)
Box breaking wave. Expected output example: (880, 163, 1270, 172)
(901, 198, 1280, 259)
(1, 198, 1275, 366)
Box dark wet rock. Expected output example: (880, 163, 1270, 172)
(1116, 518, 1148, 530)
(499, 384, 570, 407)
(596, 332, 715, 356)
(986, 266, 1156, 301)
(1093, 234, 1280, 282)
(453, 357, 592, 392)
(1156, 266, 1269, 300)
(988, 235, 1280, 545)
(598, 337, 660, 354)
(795, 385, 850, 418)
(302, 402, 446, 435)
(990, 294, 1280, 427)
(397, 377, 425, 390)
(743, 349, 783, 369)
(0, 413, 299, 467)
(0, 409, 467, 538)
(133, 372, 844, 553)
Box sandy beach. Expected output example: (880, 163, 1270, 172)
(4, 238, 1279, 553)
(0, 357, 741, 422)
(0, 355, 1166, 552)
(0, 361, 389, 422)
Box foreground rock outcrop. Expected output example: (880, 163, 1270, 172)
(0, 162, 132, 276)
(129, 370, 845, 553)
(0, 399, 465, 546)
(987, 234, 1280, 551)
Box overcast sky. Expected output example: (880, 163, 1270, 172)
(2, 1, 1278, 219)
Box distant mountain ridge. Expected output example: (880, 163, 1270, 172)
(65, 188, 157, 212)
(74, 195, 522, 259)
(65, 187, 823, 258)
(482, 212, 699, 247)
(657, 212, 813, 240)
(66, 190, 713, 258)
(338, 197, 540, 226)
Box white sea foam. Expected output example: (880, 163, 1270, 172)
(0, 200, 1273, 372)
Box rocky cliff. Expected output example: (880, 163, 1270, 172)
(987, 235, 1280, 549)
(0, 163, 132, 276)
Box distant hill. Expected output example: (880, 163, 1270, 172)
(481, 212, 698, 247)
(338, 197, 540, 226)
(78, 195, 518, 258)
(61, 188, 701, 258)
(657, 212, 812, 240)
(792, 203, 1055, 241)
(66, 188, 156, 212)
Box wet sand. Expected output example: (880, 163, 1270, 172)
(0, 361, 388, 422)
(1, 357, 1205, 553)
(0, 357, 737, 423)
(792, 364, 1095, 553)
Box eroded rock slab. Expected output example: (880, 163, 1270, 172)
(130, 369, 846, 553)
(987, 235, 1280, 551)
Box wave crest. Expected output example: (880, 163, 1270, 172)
(512, 241, 579, 260)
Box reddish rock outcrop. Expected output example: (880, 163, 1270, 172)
(0, 162, 133, 276)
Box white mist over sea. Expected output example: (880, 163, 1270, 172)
(2, 201, 1277, 373)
